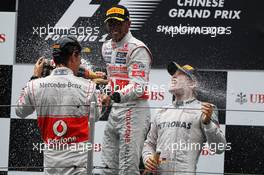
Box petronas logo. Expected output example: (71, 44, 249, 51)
(235, 92, 247, 105)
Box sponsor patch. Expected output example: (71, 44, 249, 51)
(116, 51, 127, 58)
(54, 69, 68, 75)
(106, 7, 125, 16)
(132, 70, 145, 77)
(132, 63, 146, 69)
(158, 121, 192, 130)
(115, 57, 126, 64)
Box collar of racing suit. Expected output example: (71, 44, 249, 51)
(111, 31, 132, 48)
(50, 67, 73, 76)
(173, 98, 196, 107)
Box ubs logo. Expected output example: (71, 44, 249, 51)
(0, 34, 6, 43)
(53, 120, 67, 137)
(235, 92, 247, 105)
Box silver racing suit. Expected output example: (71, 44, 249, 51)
(16, 67, 101, 175)
(101, 31, 152, 175)
(142, 99, 226, 175)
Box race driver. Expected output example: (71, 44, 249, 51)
(16, 36, 102, 175)
(142, 62, 227, 175)
(101, 5, 152, 175)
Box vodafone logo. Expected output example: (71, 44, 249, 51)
(0, 34, 6, 43)
(53, 120, 67, 137)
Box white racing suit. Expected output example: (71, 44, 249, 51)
(101, 31, 152, 175)
(16, 67, 101, 175)
(142, 99, 227, 175)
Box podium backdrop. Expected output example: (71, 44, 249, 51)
(0, 0, 264, 174)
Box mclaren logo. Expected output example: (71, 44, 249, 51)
(53, 120, 67, 137)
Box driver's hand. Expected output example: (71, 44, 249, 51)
(144, 155, 159, 172)
(33, 57, 45, 77)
